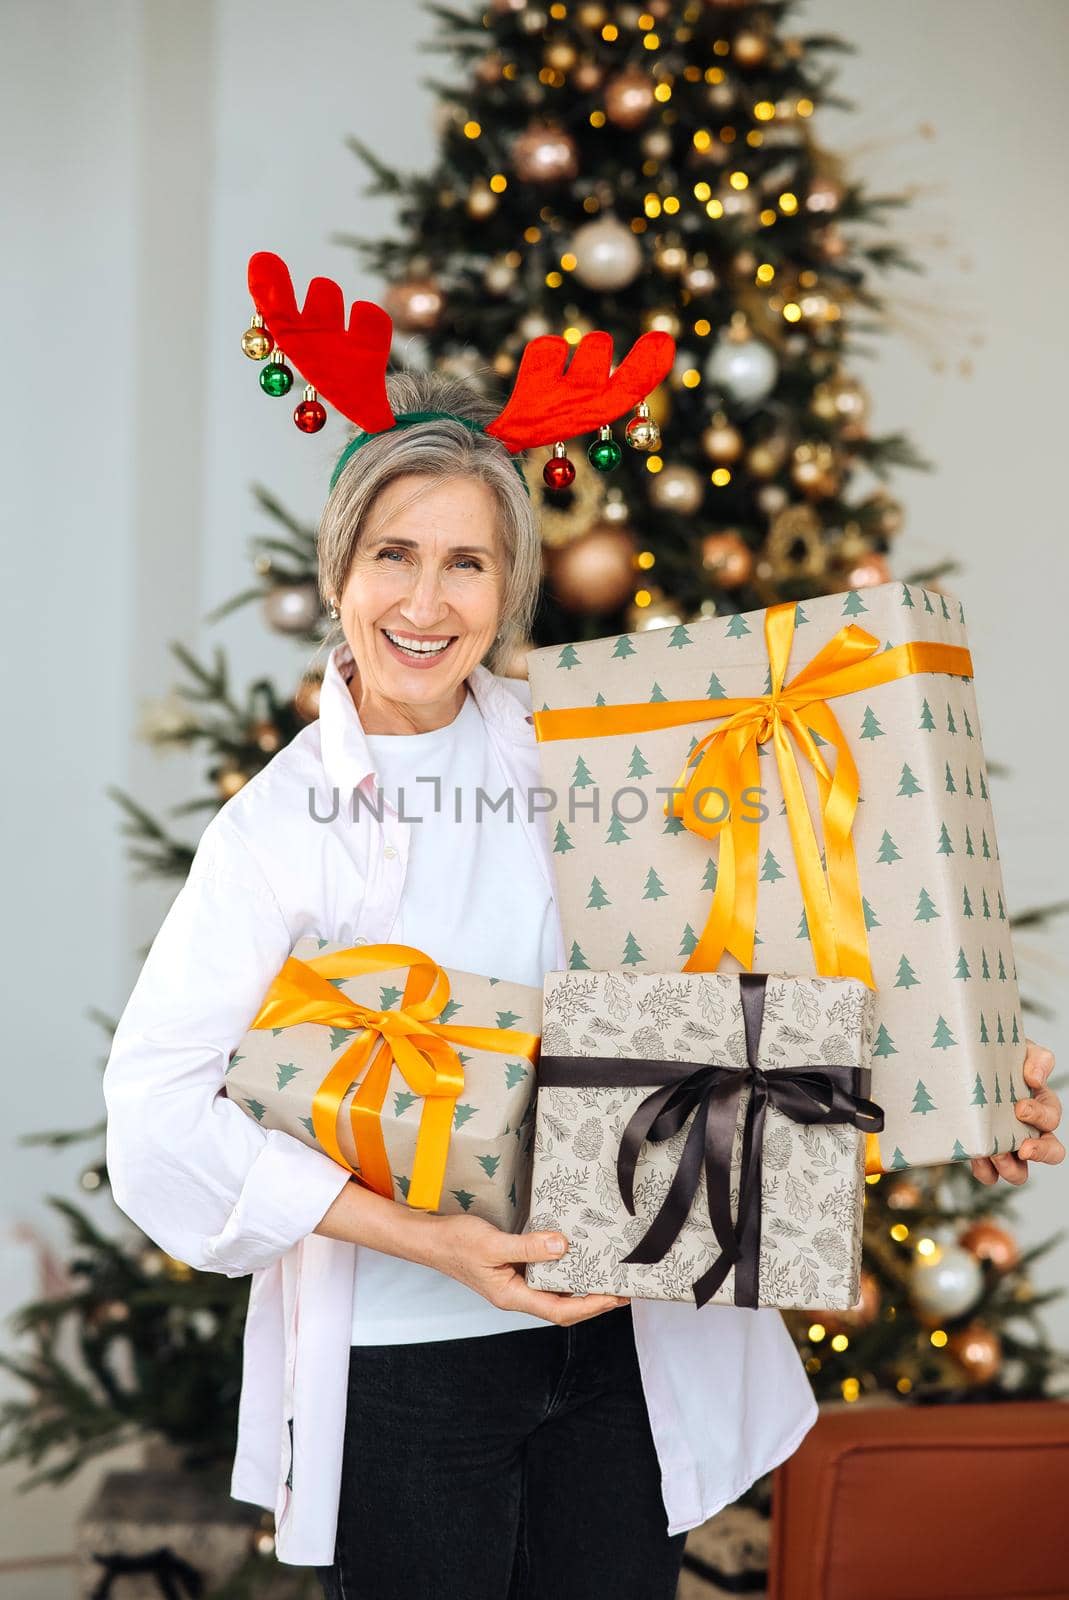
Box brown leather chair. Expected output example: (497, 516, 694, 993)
(767, 1399, 1069, 1600)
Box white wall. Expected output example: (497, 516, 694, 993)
(2, 0, 1067, 1576)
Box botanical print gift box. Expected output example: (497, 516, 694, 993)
(526, 581, 1026, 1173)
(225, 938, 541, 1229)
(525, 968, 882, 1309)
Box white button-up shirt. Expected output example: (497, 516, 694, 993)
(102, 640, 818, 1568)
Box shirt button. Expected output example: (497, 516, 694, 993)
(384, 845, 398, 859)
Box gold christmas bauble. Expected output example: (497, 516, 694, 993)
(810, 372, 871, 440)
(383, 276, 444, 332)
(625, 411, 660, 451)
(763, 503, 828, 584)
(733, 29, 769, 68)
(791, 440, 840, 499)
(946, 1320, 1002, 1384)
(959, 1220, 1021, 1273)
(605, 66, 655, 129)
(701, 413, 744, 465)
(700, 531, 753, 589)
(546, 522, 637, 614)
(654, 238, 688, 277)
(746, 433, 789, 478)
(514, 120, 579, 183)
(649, 464, 704, 515)
(293, 674, 323, 724)
(545, 39, 577, 72)
(241, 321, 273, 361)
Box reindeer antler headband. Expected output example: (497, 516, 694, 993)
(242, 251, 676, 496)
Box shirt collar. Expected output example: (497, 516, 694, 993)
(317, 639, 534, 797)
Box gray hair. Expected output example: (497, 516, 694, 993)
(315, 368, 541, 677)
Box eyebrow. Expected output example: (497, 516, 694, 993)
(368, 536, 495, 557)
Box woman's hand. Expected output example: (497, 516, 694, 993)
(422, 1213, 629, 1325)
(970, 1039, 1063, 1186)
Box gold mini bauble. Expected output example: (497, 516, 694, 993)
(383, 276, 445, 332)
(746, 432, 789, 478)
(625, 402, 660, 451)
(764, 503, 829, 583)
(649, 463, 703, 515)
(514, 120, 579, 184)
(241, 314, 273, 361)
(700, 530, 753, 589)
(654, 238, 688, 277)
(810, 372, 871, 440)
(791, 439, 840, 499)
(605, 66, 656, 129)
(701, 412, 744, 465)
(732, 29, 769, 68)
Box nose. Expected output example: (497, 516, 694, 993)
(397, 562, 450, 628)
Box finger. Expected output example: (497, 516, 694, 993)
(1015, 1088, 1062, 1134)
(1023, 1042, 1055, 1088)
(499, 1280, 628, 1324)
(970, 1156, 1000, 1185)
(989, 1150, 1029, 1185)
(501, 1231, 570, 1265)
(1018, 1132, 1066, 1166)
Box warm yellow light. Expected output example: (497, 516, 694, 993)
(489, 174, 508, 193)
(694, 318, 711, 336)
(634, 589, 652, 607)
(549, 1, 567, 15)
(637, 550, 656, 569)
(756, 262, 775, 283)
(524, 227, 542, 243)
(713, 38, 730, 56)
(804, 1356, 822, 1374)
(590, 110, 607, 128)
(797, 97, 814, 116)
(644, 194, 663, 217)
(783, 302, 802, 322)
(681, 369, 701, 388)
(890, 1223, 910, 1241)
(841, 1378, 861, 1402)
(693, 128, 712, 151)
(560, 252, 577, 270)
(866, 1172, 881, 1186)
(808, 1322, 826, 1342)
(602, 22, 618, 40)
(463, 121, 482, 140)
(646, 454, 664, 473)
(759, 208, 777, 226)
(654, 82, 672, 100)
(746, 129, 764, 147)
(830, 1333, 849, 1352)
(729, 170, 749, 190)
(705, 66, 724, 83)
(693, 180, 712, 201)
(930, 1329, 949, 1348)
(896, 1376, 913, 1394)
(643, 33, 661, 50)
(503, 63, 517, 80)
(545, 271, 563, 288)
(754, 100, 776, 121)
(706, 199, 724, 219)
(711, 467, 732, 486)
(562, 327, 582, 346)
(779, 191, 799, 214)
(663, 195, 680, 213)
(916, 1236, 938, 1258)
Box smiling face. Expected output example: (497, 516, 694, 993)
(334, 473, 507, 734)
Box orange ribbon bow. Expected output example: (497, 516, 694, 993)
(532, 601, 974, 1176)
(248, 942, 540, 1210)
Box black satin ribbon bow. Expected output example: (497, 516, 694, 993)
(89, 1545, 205, 1600)
(538, 972, 884, 1309)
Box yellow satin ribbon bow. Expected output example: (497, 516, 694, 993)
(533, 602, 973, 1177)
(248, 941, 540, 1210)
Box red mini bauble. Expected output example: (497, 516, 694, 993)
(294, 396, 327, 434)
(543, 453, 576, 490)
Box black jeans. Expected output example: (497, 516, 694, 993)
(314, 1304, 687, 1600)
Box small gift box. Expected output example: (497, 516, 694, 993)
(225, 938, 541, 1229)
(524, 968, 883, 1309)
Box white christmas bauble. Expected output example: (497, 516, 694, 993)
(571, 215, 644, 291)
(909, 1244, 984, 1321)
(705, 330, 779, 407)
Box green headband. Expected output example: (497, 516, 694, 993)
(329, 410, 531, 496)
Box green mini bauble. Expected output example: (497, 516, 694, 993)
(260, 357, 294, 397)
(587, 436, 622, 473)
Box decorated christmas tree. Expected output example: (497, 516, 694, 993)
(2, 3, 1065, 1596)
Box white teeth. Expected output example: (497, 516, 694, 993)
(384, 629, 453, 655)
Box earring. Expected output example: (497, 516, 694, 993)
(328, 599, 340, 621)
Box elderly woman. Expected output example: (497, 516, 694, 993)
(103, 367, 1063, 1600)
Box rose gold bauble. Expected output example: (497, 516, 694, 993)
(701, 413, 744, 465)
(547, 522, 638, 613)
(946, 1320, 1002, 1385)
(383, 277, 445, 332)
(701, 531, 753, 588)
(733, 29, 769, 68)
(605, 66, 655, 129)
(649, 464, 704, 515)
(514, 121, 579, 183)
(885, 1175, 924, 1210)
(959, 1220, 1021, 1273)
(293, 675, 322, 723)
(805, 1269, 881, 1336)
(841, 554, 892, 589)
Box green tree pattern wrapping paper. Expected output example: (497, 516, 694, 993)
(525, 581, 1025, 1171)
(224, 937, 541, 1229)
(525, 969, 875, 1308)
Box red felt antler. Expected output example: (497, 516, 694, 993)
(485, 328, 676, 454)
(248, 251, 397, 432)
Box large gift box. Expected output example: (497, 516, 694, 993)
(525, 968, 882, 1308)
(225, 939, 541, 1228)
(526, 581, 1026, 1172)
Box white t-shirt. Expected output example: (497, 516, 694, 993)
(350, 682, 558, 1344)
